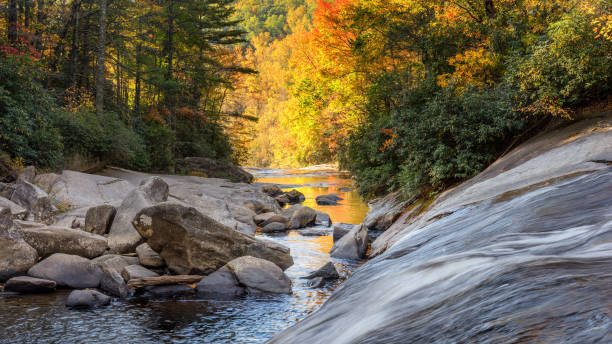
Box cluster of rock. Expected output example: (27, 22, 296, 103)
(260, 185, 306, 207)
(0, 167, 297, 308)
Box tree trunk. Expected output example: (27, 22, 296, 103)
(35, 0, 45, 51)
(165, 0, 174, 106)
(8, 0, 18, 44)
(96, 0, 107, 115)
(69, 8, 80, 86)
(134, 43, 142, 112)
(484, 0, 497, 19)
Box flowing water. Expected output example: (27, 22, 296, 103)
(0, 167, 369, 344)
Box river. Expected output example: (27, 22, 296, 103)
(0, 166, 369, 344)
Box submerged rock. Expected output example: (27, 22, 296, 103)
(315, 194, 343, 206)
(28, 253, 103, 289)
(66, 289, 111, 308)
(3, 276, 56, 294)
(132, 203, 293, 274)
(329, 224, 368, 260)
(144, 284, 195, 298)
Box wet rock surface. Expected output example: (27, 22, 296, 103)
(329, 224, 368, 260)
(3, 276, 56, 294)
(66, 290, 111, 308)
(269, 116, 612, 344)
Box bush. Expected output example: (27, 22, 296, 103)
(141, 119, 175, 172)
(344, 81, 527, 198)
(508, 9, 612, 114)
(0, 57, 64, 168)
(52, 109, 149, 169)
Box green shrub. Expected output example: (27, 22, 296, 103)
(52, 109, 149, 169)
(0, 57, 64, 168)
(508, 9, 612, 114)
(141, 120, 175, 172)
(344, 81, 527, 198)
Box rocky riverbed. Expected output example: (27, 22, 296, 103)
(0, 164, 371, 343)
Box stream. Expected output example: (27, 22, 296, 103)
(0, 166, 369, 344)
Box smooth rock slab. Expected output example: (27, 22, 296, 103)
(227, 256, 292, 294)
(28, 253, 103, 289)
(3, 276, 56, 293)
(19, 226, 108, 259)
(121, 265, 159, 281)
(66, 290, 111, 308)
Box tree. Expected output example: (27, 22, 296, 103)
(96, 0, 107, 114)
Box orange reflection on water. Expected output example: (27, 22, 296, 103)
(256, 173, 370, 225)
(286, 231, 334, 254)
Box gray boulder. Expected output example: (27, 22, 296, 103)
(315, 194, 343, 206)
(10, 181, 57, 224)
(330, 224, 368, 259)
(28, 253, 103, 288)
(308, 277, 325, 288)
(84, 204, 116, 235)
(3, 276, 56, 293)
(244, 200, 275, 214)
(364, 192, 409, 231)
(261, 215, 289, 227)
(175, 157, 254, 183)
(0, 237, 38, 282)
(19, 226, 108, 259)
(303, 262, 340, 280)
(94, 255, 138, 274)
(333, 223, 354, 242)
(108, 177, 169, 253)
(132, 203, 294, 274)
(17, 166, 36, 183)
(227, 256, 292, 294)
(275, 194, 291, 206)
(100, 265, 130, 298)
(66, 289, 111, 308)
(0, 196, 27, 220)
(121, 265, 159, 281)
(196, 266, 245, 298)
(261, 222, 288, 233)
(315, 210, 332, 227)
(284, 190, 305, 204)
(253, 212, 277, 225)
(289, 206, 317, 229)
(136, 243, 164, 268)
(261, 185, 283, 197)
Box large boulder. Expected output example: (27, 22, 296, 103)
(175, 157, 254, 183)
(28, 253, 103, 289)
(19, 226, 108, 259)
(66, 289, 111, 308)
(93, 255, 138, 274)
(108, 177, 169, 253)
(226, 256, 292, 294)
(84, 204, 116, 235)
(18, 166, 36, 183)
(10, 181, 57, 224)
(132, 203, 294, 274)
(0, 207, 38, 282)
(3, 276, 56, 293)
(333, 223, 354, 242)
(0, 237, 38, 282)
(284, 190, 305, 204)
(100, 265, 130, 298)
(0, 196, 27, 220)
(330, 224, 368, 259)
(253, 212, 277, 226)
(288, 206, 317, 229)
(136, 243, 164, 268)
(196, 266, 245, 298)
(261, 185, 283, 197)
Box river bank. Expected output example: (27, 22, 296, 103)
(0, 165, 370, 344)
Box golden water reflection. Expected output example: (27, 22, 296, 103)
(255, 171, 370, 225)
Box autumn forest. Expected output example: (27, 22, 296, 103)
(1, 0, 611, 198)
